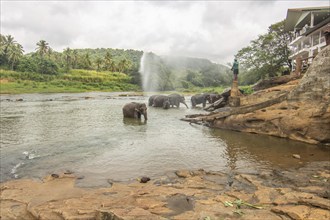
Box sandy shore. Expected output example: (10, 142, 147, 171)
(1, 161, 329, 220)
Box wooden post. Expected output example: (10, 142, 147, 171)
(229, 80, 240, 107)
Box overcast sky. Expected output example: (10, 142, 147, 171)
(1, 0, 328, 63)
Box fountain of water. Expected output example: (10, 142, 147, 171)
(139, 52, 159, 92)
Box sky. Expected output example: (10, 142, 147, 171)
(1, 0, 328, 64)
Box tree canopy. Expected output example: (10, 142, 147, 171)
(236, 20, 293, 85)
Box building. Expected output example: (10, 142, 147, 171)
(285, 6, 330, 73)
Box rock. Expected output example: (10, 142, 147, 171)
(140, 177, 151, 183)
(175, 170, 192, 178)
(96, 210, 124, 220)
(51, 173, 59, 178)
(292, 154, 301, 159)
(1, 162, 330, 220)
(272, 205, 311, 220)
(183, 45, 330, 145)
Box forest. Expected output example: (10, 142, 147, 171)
(0, 20, 292, 94)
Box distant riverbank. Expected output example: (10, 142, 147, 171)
(0, 69, 253, 95)
(0, 69, 139, 94)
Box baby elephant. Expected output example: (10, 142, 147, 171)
(191, 93, 210, 108)
(122, 102, 148, 120)
(168, 93, 189, 108)
(153, 95, 170, 109)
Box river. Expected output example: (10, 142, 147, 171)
(1, 92, 329, 187)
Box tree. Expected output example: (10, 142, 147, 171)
(117, 57, 131, 73)
(63, 47, 72, 72)
(72, 49, 79, 68)
(3, 35, 16, 55)
(36, 58, 59, 75)
(236, 20, 293, 84)
(17, 56, 38, 72)
(36, 40, 50, 58)
(8, 43, 24, 70)
(82, 53, 92, 69)
(95, 57, 103, 71)
(0, 34, 17, 66)
(104, 51, 115, 71)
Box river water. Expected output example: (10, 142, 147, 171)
(1, 92, 329, 187)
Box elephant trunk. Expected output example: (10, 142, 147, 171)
(142, 112, 148, 120)
(182, 101, 189, 109)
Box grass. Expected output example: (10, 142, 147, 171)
(0, 69, 139, 94)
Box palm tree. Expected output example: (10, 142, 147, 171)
(72, 49, 79, 68)
(104, 51, 113, 71)
(83, 53, 92, 69)
(47, 47, 53, 59)
(63, 47, 72, 71)
(0, 34, 6, 62)
(118, 57, 131, 73)
(0, 35, 16, 65)
(95, 57, 103, 71)
(8, 43, 24, 70)
(4, 35, 16, 53)
(36, 40, 50, 58)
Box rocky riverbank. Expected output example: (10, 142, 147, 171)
(1, 161, 329, 219)
(183, 45, 330, 145)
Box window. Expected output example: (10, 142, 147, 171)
(312, 32, 320, 46)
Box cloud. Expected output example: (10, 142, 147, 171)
(1, 0, 327, 63)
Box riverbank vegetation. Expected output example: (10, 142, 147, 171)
(0, 19, 291, 94)
(0, 69, 138, 94)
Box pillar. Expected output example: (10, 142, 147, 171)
(229, 80, 240, 107)
(295, 56, 302, 76)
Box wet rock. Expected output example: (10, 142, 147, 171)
(64, 170, 74, 174)
(140, 177, 151, 183)
(107, 179, 114, 187)
(16, 98, 23, 101)
(51, 174, 59, 178)
(175, 170, 192, 178)
(76, 175, 85, 180)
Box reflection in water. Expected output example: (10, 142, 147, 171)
(123, 118, 147, 126)
(207, 129, 330, 172)
(0, 92, 329, 186)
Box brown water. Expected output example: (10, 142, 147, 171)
(1, 92, 329, 187)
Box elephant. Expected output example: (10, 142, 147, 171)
(148, 95, 158, 106)
(122, 102, 148, 120)
(152, 95, 170, 109)
(191, 93, 210, 108)
(168, 93, 189, 108)
(208, 93, 222, 104)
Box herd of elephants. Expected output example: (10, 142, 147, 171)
(122, 93, 224, 121)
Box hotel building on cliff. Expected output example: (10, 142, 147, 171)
(285, 6, 330, 74)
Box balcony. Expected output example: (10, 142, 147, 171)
(289, 47, 309, 59)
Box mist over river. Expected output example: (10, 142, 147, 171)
(1, 92, 329, 187)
